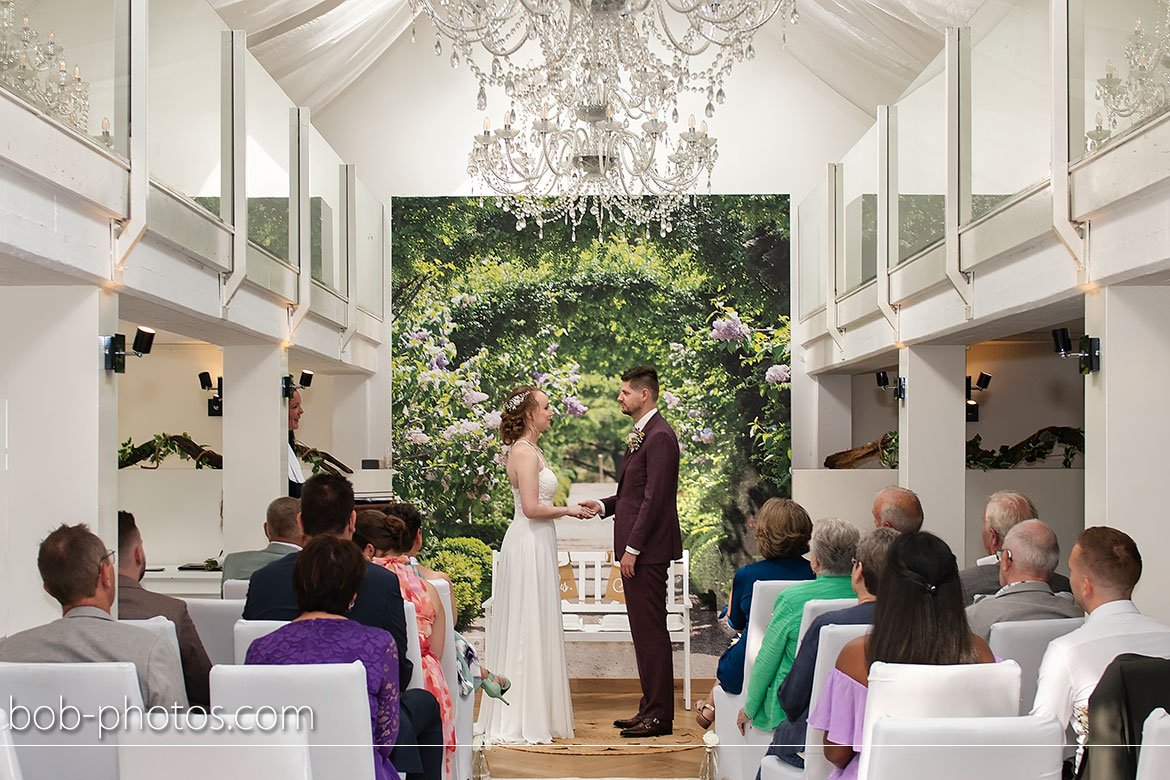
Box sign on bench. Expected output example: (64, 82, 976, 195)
(487, 549, 692, 708)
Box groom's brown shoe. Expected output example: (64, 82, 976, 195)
(620, 717, 672, 738)
(613, 714, 643, 729)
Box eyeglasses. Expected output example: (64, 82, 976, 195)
(851, 557, 860, 568)
(995, 549, 1014, 563)
(100, 549, 116, 567)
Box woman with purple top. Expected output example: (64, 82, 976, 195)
(246, 535, 400, 780)
(809, 531, 995, 779)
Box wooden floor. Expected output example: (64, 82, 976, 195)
(482, 679, 712, 779)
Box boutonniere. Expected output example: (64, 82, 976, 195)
(627, 429, 646, 452)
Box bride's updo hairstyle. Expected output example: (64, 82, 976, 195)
(500, 385, 539, 445)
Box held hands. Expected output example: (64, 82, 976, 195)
(567, 501, 599, 519)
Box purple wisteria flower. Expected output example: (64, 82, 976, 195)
(482, 410, 502, 429)
(532, 371, 548, 386)
(765, 364, 791, 384)
(687, 409, 704, 419)
(407, 330, 430, 343)
(692, 428, 716, 444)
(405, 430, 430, 444)
(547, 343, 559, 355)
(710, 314, 750, 342)
(463, 390, 489, 406)
(428, 353, 449, 370)
(661, 391, 681, 410)
(563, 396, 589, 417)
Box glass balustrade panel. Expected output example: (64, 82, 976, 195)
(1, 0, 127, 156)
(1076, 0, 1166, 160)
(798, 175, 829, 319)
(839, 123, 878, 293)
(245, 52, 293, 263)
(970, 0, 1051, 221)
(896, 56, 946, 263)
(355, 177, 384, 318)
(308, 125, 346, 296)
(148, 0, 226, 219)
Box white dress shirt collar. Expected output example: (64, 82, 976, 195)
(634, 408, 658, 431)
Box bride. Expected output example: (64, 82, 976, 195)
(478, 385, 594, 744)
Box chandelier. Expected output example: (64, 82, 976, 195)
(1088, 3, 1170, 152)
(0, 0, 94, 140)
(409, 0, 797, 228)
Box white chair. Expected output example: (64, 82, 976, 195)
(1136, 707, 1170, 780)
(866, 714, 1064, 779)
(222, 579, 250, 599)
(988, 617, 1084, 714)
(430, 579, 469, 780)
(0, 661, 143, 780)
(403, 601, 425, 691)
(713, 579, 804, 780)
(0, 710, 23, 780)
(795, 598, 857, 653)
(182, 597, 246, 666)
(233, 619, 289, 664)
(212, 661, 376, 780)
(760, 622, 873, 780)
(118, 710, 313, 780)
(857, 660, 1022, 780)
(121, 616, 182, 667)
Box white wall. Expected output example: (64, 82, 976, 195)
(119, 469, 224, 563)
(851, 369, 900, 456)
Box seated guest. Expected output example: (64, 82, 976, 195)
(381, 502, 452, 589)
(0, 523, 187, 709)
(1031, 526, 1170, 767)
(811, 531, 997, 778)
(965, 519, 1082, 641)
(1080, 653, 1170, 780)
(117, 510, 214, 709)
(247, 535, 399, 780)
(696, 498, 815, 727)
(244, 473, 443, 780)
(737, 517, 860, 732)
(355, 510, 455, 768)
(871, 486, 923, 533)
(959, 490, 1070, 604)
(764, 527, 899, 771)
(221, 497, 303, 584)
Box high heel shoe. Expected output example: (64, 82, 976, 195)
(477, 671, 511, 705)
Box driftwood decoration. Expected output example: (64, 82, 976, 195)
(119, 434, 222, 469)
(824, 426, 1084, 471)
(293, 441, 354, 475)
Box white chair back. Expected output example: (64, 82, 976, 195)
(0, 661, 143, 780)
(212, 661, 375, 780)
(430, 579, 465, 780)
(121, 616, 182, 667)
(118, 710, 312, 780)
(805, 623, 872, 780)
(222, 579, 250, 599)
(988, 617, 1084, 714)
(866, 714, 1064, 779)
(182, 598, 246, 666)
(0, 710, 23, 780)
(713, 579, 806, 780)
(233, 619, 289, 664)
(403, 601, 424, 691)
(1136, 707, 1170, 780)
(857, 660, 1022, 780)
(796, 598, 858, 653)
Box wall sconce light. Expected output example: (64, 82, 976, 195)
(199, 372, 223, 417)
(282, 371, 315, 399)
(966, 371, 992, 422)
(102, 326, 155, 373)
(1052, 327, 1100, 373)
(875, 370, 907, 400)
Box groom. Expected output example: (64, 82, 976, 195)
(586, 365, 682, 737)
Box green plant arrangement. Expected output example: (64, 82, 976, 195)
(119, 434, 222, 469)
(418, 536, 494, 632)
(824, 426, 1085, 471)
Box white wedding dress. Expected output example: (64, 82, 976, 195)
(478, 442, 575, 744)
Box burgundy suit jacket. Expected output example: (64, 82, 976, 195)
(601, 411, 683, 565)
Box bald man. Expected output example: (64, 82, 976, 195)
(870, 486, 923, 533)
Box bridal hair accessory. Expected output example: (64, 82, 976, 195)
(504, 391, 530, 412)
(627, 428, 646, 453)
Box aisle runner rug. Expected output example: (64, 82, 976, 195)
(494, 715, 704, 756)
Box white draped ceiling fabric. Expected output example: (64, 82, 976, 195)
(210, 0, 983, 117)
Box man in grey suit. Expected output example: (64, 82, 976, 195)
(0, 523, 188, 710)
(959, 490, 1071, 604)
(966, 519, 1083, 640)
(221, 496, 303, 584)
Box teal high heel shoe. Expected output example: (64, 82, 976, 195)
(477, 671, 511, 705)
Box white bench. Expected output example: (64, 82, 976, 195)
(487, 549, 692, 709)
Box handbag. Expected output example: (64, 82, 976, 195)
(558, 554, 579, 600)
(603, 552, 626, 603)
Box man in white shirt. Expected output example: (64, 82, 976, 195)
(1031, 526, 1170, 758)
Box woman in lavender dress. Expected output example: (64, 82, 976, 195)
(809, 532, 996, 780)
(246, 535, 400, 780)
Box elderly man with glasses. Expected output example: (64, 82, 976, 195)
(0, 523, 188, 710)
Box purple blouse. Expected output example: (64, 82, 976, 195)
(808, 668, 866, 780)
(246, 617, 400, 780)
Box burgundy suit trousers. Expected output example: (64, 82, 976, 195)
(623, 560, 673, 723)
